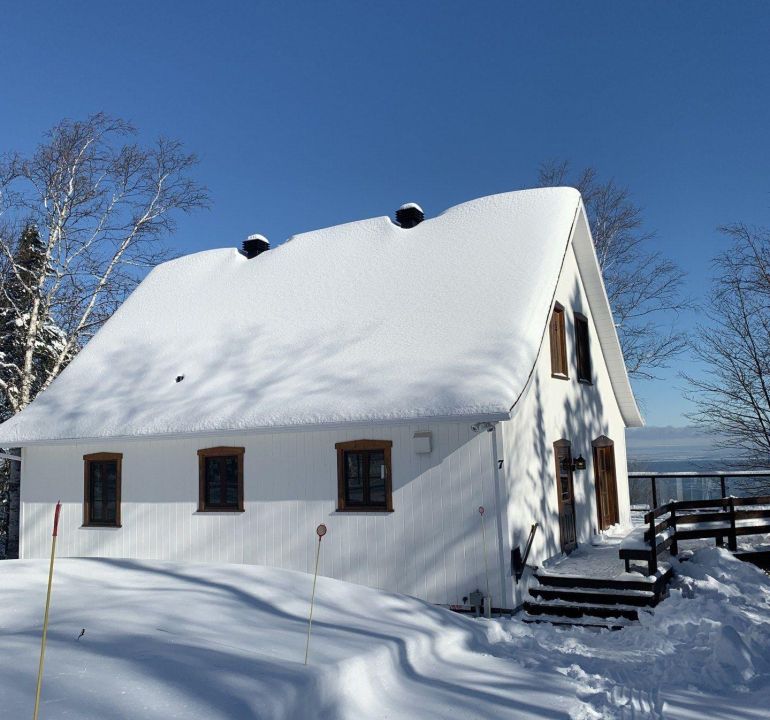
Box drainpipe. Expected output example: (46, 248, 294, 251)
(471, 422, 509, 610)
(489, 425, 509, 609)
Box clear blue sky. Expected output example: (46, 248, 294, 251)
(2, 1, 769, 427)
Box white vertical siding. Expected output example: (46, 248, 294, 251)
(20, 420, 507, 606)
(502, 232, 633, 608)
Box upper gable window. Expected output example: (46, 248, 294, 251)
(197, 447, 245, 512)
(83, 453, 122, 527)
(575, 313, 592, 383)
(335, 440, 393, 512)
(549, 303, 568, 378)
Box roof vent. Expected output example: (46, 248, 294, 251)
(242, 234, 270, 259)
(395, 203, 424, 229)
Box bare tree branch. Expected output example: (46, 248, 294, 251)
(538, 161, 691, 380)
(0, 113, 209, 414)
(685, 224, 770, 492)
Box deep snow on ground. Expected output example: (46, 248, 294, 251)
(0, 549, 768, 719)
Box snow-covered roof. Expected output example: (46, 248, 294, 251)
(0, 187, 642, 444)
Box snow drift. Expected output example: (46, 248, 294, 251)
(1, 549, 769, 719)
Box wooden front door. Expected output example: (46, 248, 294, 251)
(593, 438, 619, 531)
(554, 440, 577, 554)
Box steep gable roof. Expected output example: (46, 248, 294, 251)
(0, 187, 641, 444)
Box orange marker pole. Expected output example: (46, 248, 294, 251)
(479, 506, 492, 617)
(304, 523, 327, 665)
(33, 501, 61, 720)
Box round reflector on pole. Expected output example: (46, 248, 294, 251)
(316, 523, 327, 538)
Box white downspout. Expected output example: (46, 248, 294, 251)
(489, 425, 509, 610)
(472, 421, 510, 611)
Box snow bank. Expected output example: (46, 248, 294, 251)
(0, 558, 570, 719)
(1, 551, 767, 719)
(0, 188, 581, 443)
(491, 547, 770, 719)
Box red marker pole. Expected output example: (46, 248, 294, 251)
(304, 523, 327, 665)
(33, 501, 62, 720)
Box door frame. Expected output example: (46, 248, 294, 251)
(553, 439, 578, 554)
(592, 435, 619, 531)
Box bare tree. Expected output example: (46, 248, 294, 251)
(0, 113, 208, 414)
(539, 161, 689, 380)
(686, 224, 770, 492)
(0, 114, 208, 556)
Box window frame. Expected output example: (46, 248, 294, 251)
(197, 446, 245, 512)
(549, 302, 569, 379)
(83, 452, 123, 528)
(335, 440, 393, 512)
(574, 312, 592, 384)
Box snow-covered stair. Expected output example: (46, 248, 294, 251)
(522, 568, 673, 630)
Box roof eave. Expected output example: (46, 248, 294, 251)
(571, 202, 644, 428)
(0, 410, 513, 447)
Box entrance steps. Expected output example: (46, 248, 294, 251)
(522, 567, 673, 630)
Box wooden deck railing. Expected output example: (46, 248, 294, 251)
(628, 471, 770, 508)
(620, 494, 770, 575)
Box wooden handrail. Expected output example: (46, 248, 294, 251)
(625, 493, 770, 575)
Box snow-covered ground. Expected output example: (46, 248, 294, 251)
(1, 550, 768, 719)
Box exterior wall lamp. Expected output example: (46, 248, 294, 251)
(572, 455, 587, 471)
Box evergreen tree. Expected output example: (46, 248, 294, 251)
(0, 224, 66, 419)
(0, 224, 66, 557)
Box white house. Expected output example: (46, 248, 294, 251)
(0, 187, 642, 610)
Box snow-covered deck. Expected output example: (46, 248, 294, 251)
(539, 526, 670, 582)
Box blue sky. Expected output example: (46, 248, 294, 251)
(2, 1, 769, 427)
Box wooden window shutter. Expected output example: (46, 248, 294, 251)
(549, 304, 568, 378)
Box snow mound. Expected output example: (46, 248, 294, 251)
(490, 547, 770, 719)
(0, 558, 570, 719)
(2, 551, 768, 719)
(0, 188, 582, 443)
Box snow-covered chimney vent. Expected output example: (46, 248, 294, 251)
(242, 234, 270, 259)
(395, 203, 424, 229)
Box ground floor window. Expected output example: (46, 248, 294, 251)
(83, 452, 122, 527)
(197, 447, 245, 512)
(335, 440, 393, 512)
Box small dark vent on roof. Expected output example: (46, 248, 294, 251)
(395, 203, 424, 229)
(242, 234, 270, 259)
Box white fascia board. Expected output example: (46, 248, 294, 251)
(5, 410, 512, 447)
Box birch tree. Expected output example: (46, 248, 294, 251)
(0, 113, 208, 556)
(539, 161, 689, 380)
(0, 113, 208, 413)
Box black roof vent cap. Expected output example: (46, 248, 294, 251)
(242, 234, 270, 259)
(395, 203, 424, 229)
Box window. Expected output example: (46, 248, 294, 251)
(575, 313, 592, 383)
(549, 303, 568, 378)
(335, 440, 393, 512)
(197, 447, 245, 512)
(83, 453, 122, 527)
